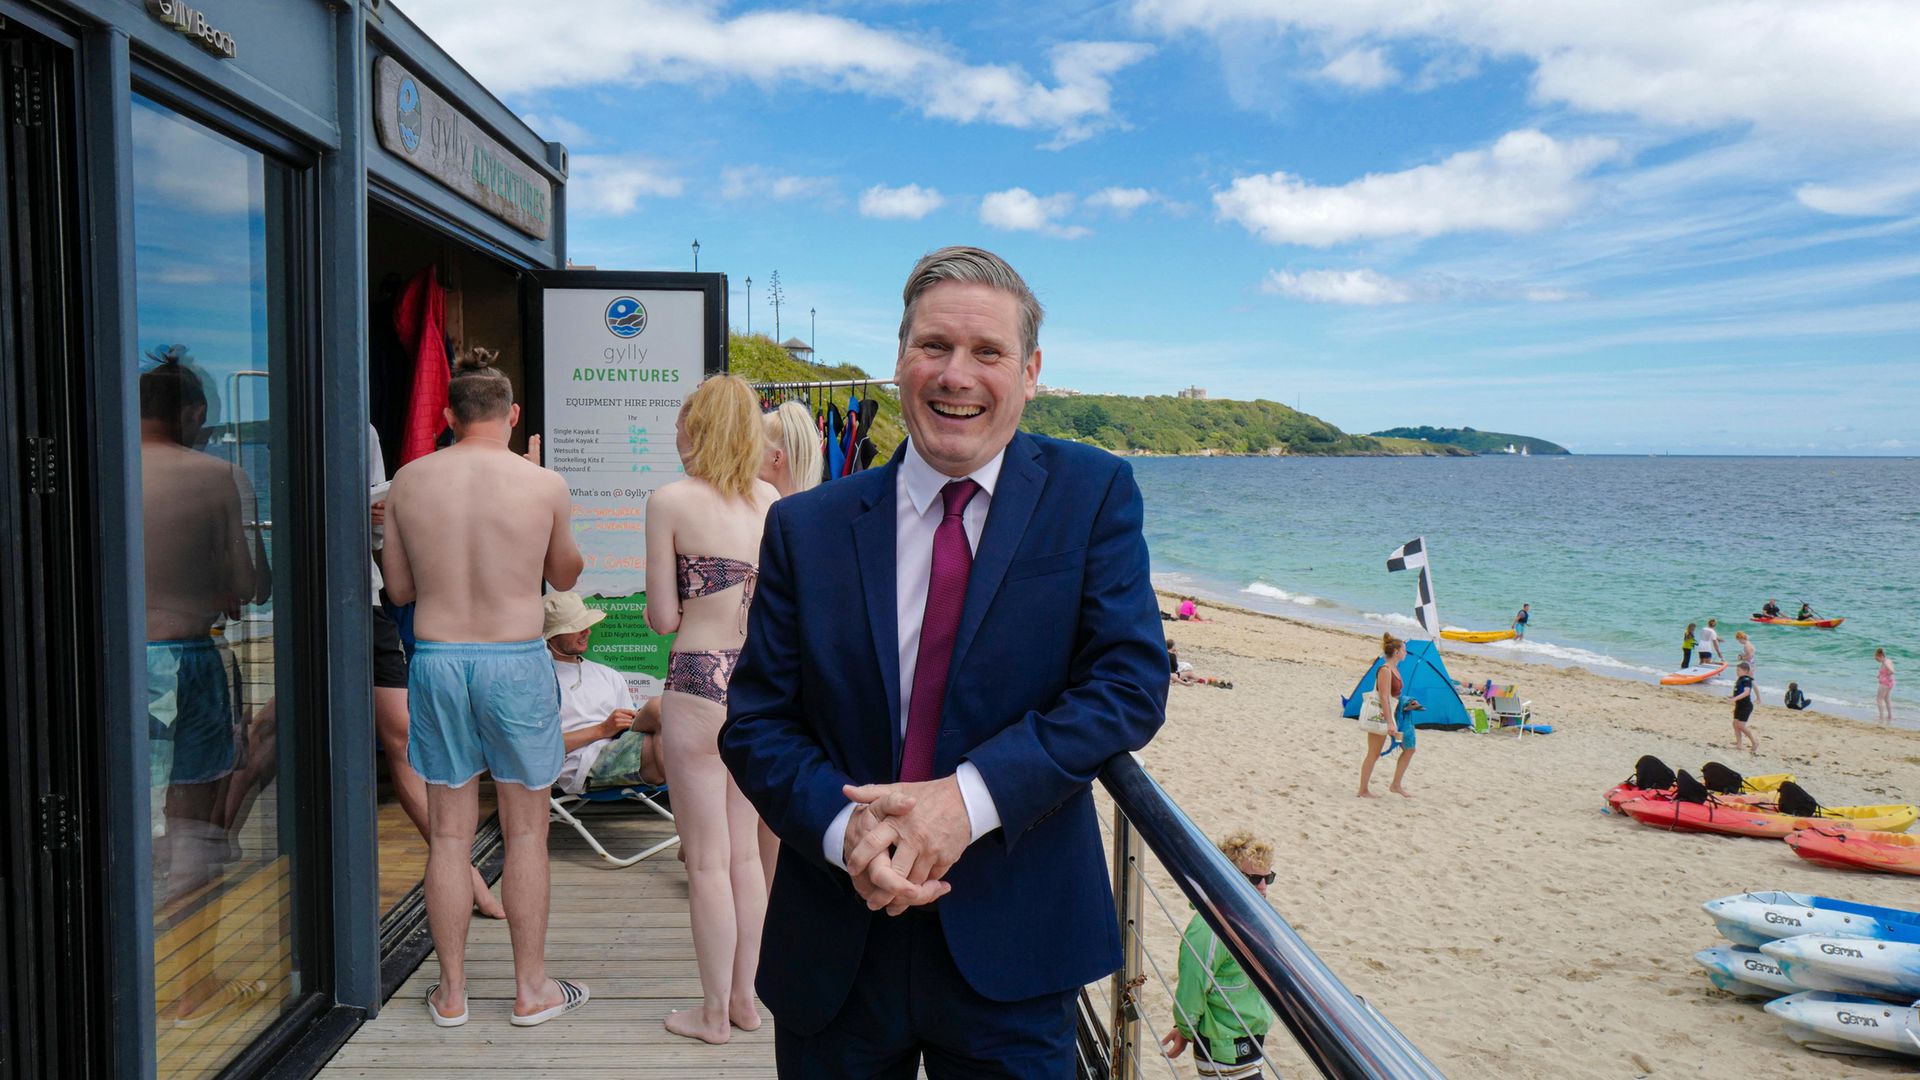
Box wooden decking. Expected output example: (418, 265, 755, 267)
(322, 808, 779, 1077)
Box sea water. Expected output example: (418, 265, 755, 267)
(1133, 454, 1919, 725)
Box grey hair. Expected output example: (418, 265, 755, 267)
(897, 246, 1044, 361)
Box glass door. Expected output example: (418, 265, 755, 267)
(128, 93, 311, 1078)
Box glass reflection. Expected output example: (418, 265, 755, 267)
(132, 95, 299, 1074)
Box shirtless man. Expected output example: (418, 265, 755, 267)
(382, 354, 587, 1028)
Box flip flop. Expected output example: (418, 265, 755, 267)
(426, 983, 468, 1028)
(510, 979, 589, 1027)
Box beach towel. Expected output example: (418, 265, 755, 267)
(393, 265, 448, 466)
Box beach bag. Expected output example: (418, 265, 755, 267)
(1630, 755, 1675, 791)
(1673, 771, 1710, 804)
(1700, 761, 1746, 795)
(1357, 713, 1392, 737)
(1776, 781, 1822, 818)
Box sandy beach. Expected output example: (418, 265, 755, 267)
(1125, 592, 1920, 1079)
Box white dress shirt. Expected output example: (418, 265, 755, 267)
(822, 440, 1006, 870)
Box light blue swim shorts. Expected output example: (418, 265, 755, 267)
(147, 638, 238, 785)
(408, 639, 563, 789)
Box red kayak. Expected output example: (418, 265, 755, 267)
(1750, 615, 1845, 628)
(1605, 783, 1774, 813)
(1786, 828, 1920, 876)
(1619, 797, 1852, 839)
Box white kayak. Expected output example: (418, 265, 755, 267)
(1764, 992, 1920, 1058)
(1694, 946, 1825, 999)
(1762, 936, 1920, 1001)
(1704, 890, 1920, 948)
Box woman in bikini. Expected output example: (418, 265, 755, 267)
(1876, 648, 1897, 725)
(1358, 632, 1416, 798)
(645, 375, 780, 1043)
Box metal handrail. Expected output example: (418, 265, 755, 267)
(1099, 753, 1446, 1080)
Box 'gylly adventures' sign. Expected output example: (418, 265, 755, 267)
(373, 57, 552, 240)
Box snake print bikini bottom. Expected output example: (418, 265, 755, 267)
(664, 649, 740, 705)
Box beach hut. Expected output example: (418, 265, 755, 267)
(1340, 640, 1471, 729)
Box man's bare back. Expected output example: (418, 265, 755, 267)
(142, 440, 254, 641)
(384, 441, 581, 642)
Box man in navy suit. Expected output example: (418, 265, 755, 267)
(720, 247, 1168, 1076)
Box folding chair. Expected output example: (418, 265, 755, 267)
(550, 783, 679, 868)
(1490, 695, 1533, 738)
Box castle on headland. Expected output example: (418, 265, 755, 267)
(1176, 385, 1207, 400)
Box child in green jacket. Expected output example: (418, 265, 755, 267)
(1162, 831, 1275, 1078)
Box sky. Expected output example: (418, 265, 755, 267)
(402, 0, 1920, 455)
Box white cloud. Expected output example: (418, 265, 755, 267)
(519, 112, 595, 147)
(859, 183, 945, 220)
(1263, 268, 1409, 304)
(1131, 0, 1920, 146)
(404, 1, 1152, 145)
(1795, 177, 1920, 217)
(1215, 129, 1618, 246)
(720, 166, 836, 202)
(1317, 46, 1396, 90)
(1260, 267, 1576, 304)
(568, 155, 685, 216)
(1085, 187, 1157, 215)
(980, 188, 1090, 238)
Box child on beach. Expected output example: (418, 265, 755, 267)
(1682, 623, 1697, 669)
(1734, 630, 1755, 672)
(1876, 649, 1896, 724)
(1784, 682, 1809, 710)
(1731, 662, 1758, 754)
(1163, 831, 1275, 1078)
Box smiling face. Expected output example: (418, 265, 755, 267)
(895, 281, 1040, 478)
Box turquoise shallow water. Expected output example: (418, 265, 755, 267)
(1132, 455, 1919, 724)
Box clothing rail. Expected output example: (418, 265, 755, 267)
(1097, 753, 1447, 1080)
(749, 377, 897, 391)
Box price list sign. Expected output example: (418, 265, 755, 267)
(539, 283, 715, 598)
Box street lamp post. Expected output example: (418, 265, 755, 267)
(745, 276, 752, 335)
(691, 238, 700, 272)
(810, 307, 816, 359)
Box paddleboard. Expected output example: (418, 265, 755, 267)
(1762, 936, 1920, 1001)
(1694, 945, 1820, 999)
(1660, 661, 1727, 685)
(1440, 628, 1515, 643)
(1763, 992, 1920, 1058)
(1703, 891, 1920, 948)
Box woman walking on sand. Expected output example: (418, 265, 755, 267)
(1730, 661, 1759, 754)
(1358, 633, 1418, 798)
(1876, 649, 1897, 724)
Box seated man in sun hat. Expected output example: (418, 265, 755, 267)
(543, 591, 665, 793)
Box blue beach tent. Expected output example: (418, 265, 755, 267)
(1340, 639, 1470, 729)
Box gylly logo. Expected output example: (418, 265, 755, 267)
(396, 77, 422, 153)
(605, 296, 648, 339)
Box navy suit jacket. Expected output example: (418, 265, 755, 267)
(719, 431, 1168, 1034)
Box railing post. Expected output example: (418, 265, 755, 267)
(1108, 803, 1145, 1080)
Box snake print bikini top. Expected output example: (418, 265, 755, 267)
(676, 555, 759, 633)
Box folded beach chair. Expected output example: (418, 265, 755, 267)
(550, 783, 678, 868)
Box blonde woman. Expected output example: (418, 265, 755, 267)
(1163, 832, 1275, 1077)
(645, 374, 779, 1043)
(752, 399, 823, 888)
(1358, 633, 1418, 798)
(1877, 649, 1896, 724)
(759, 400, 823, 498)
(1733, 630, 1755, 672)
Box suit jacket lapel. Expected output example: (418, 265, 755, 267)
(851, 457, 904, 763)
(949, 433, 1045, 678)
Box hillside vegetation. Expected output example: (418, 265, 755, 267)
(1371, 425, 1569, 455)
(727, 333, 907, 461)
(1021, 395, 1468, 456)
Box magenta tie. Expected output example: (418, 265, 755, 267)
(899, 478, 981, 783)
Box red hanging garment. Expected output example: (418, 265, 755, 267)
(393, 265, 449, 465)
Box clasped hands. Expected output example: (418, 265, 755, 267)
(840, 776, 971, 916)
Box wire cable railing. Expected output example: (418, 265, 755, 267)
(1090, 753, 1447, 1080)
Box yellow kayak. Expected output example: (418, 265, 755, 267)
(1441, 628, 1516, 643)
(1812, 805, 1919, 833)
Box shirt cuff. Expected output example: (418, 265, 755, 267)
(823, 801, 858, 871)
(955, 760, 1001, 844)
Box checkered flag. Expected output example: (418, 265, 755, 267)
(1386, 537, 1440, 639)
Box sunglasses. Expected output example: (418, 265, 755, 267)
(1244, 871, 1275, 886)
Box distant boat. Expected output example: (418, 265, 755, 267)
(1520, 444, 1531, 457)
